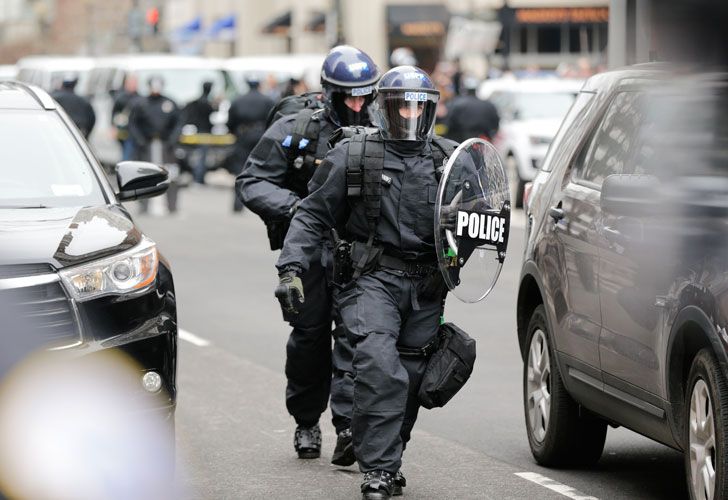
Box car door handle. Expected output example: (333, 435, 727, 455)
(603, 226, 624, 245)
(549, 207, 564, 222)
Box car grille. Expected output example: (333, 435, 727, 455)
(0, 276, 81, 347)
(0, 264, 54, 279)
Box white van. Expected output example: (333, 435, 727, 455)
(87, 54, 237, 168)
(15, 56, 95, 95)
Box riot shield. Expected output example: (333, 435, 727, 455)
(434, 138, 510, 303)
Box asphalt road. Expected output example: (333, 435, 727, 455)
(132, 177, 687, 499)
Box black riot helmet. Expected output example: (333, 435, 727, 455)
(320, 45, 381, 126)
(369, 66, 439, 142)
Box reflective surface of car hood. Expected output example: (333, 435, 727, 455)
(0, 205, 141, 269)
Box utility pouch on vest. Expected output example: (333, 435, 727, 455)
(349, 241, 383, 276)
(418, 322, 476, 409)
(265, 219, 290, 251)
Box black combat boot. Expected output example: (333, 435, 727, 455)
(393, 470, 406, 496)
(361, 470, 394, 500)
(331, 428, 356, 466)
(294, 423, 321, 459)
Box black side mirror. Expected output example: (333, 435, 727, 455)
(600, 174, 659, 216)
(115, 161, 169, 201)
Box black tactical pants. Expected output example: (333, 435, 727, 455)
(338, 269, 442, 473)
(285, 247, 354, 433)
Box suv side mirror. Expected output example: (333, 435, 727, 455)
(115, 161, 169, 201)
(600, 174, 658, 216)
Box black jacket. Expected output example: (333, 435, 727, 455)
(446, 95, 500, 143)
(51, 89, 96, 138)
(236, 110, 338, 222)
(128, 94, 180, 147)
(181, 94, 214, 133)
(277, 139, 451, 273)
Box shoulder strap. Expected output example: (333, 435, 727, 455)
(346, 132, 385, 278)
(430, 135, 458, 180)
(285, 109, 321, 169)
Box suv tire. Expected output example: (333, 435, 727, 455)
(685, 349, 728, 500)
(523, 305, 607, 467)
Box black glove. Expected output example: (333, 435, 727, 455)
(274, 270, 305, 317)
(440, 204, 459, 231)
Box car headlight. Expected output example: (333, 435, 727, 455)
(59, 238, 158, 302)
(529, 136, 551, 146)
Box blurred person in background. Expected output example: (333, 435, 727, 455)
(445, 76, 500, 143)
(112, 75, 141, 161)
(51, 74, 95, 139)
(389, 47, 417, 68)
(181, 81, 215, 185)
(282, 77, 309, 98)
(263, 73, 282, 102)
(128, 76, 181, 215)
(227, 76, 275, 212)
(237, 45, 381, 467)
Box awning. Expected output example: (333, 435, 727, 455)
(262, 10, 291, 35)
(305, 12, 326, 33)
(387, 4, 449, 38)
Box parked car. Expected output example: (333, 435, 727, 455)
(517, 65, 728, 499)
(478, 78, 583, 207)
(15, 55, 95, 95)
(0, 65, 16, 81)
(87, 54, 237, 170)
(0, 81, 177, 422)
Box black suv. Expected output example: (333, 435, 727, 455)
(517, 66, 728, 499)
(0, 82, 177, 417)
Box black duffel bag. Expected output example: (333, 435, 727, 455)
(418, 322, 476, 409)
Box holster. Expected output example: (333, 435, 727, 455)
(265, 219, 290, 251)
(418, 322, 476, 409)
(332, 239, 353, 286)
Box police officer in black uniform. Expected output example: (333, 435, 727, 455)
(51, 74, 96, 138)
(228, 77, 275, 211)
(445, 77, 500, 143)
(275, 66, 457, 499)
(237, 46, 381, 465)
(128, 76, 181, 214)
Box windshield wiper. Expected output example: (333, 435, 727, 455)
(0, 205, 49, 209)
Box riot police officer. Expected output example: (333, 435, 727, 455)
(275, 66, 457, 499)
(51, 74, 96, 138)
(236, 46, 381, 465)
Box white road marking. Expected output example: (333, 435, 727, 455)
(515, 472, 599, 500)
(179, 328, 210, 347)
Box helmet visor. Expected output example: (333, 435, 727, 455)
(370, 90, 439, 141)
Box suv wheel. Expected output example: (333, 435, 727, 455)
(685, 349, 728, 500)
(523, 305, 607, 466)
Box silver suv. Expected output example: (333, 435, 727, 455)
(517, 65, 728, 500)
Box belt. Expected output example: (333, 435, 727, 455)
(377, 254, 437, 276)
(397, 335, 440, 358)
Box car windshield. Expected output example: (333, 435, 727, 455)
(0, 110, 105, 208)
(513, 92, 577, 121)
(134, 69, 228, 104)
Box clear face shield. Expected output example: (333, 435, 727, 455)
(370, 90, 439, 141)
